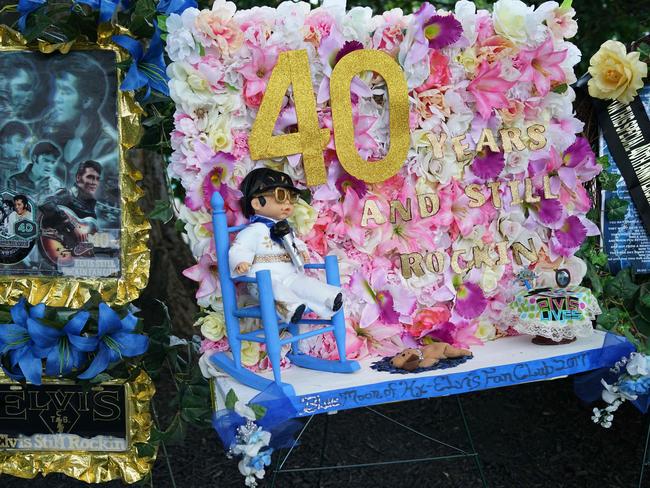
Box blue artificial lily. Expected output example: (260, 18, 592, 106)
(74, 0, 132, 23)
(77, 303, 148, 380)
(112, 23, 170, 99)
(0, 299, 47, 384)
(28, 311, 98, 377)
(17, 0, 46, 31)
(156, 0, 197, 15)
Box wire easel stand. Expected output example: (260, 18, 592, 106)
(270, 396, 488, 487)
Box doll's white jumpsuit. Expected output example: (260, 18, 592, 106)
(228, 222, 341, 323)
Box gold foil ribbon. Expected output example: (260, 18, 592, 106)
(0, 24, 150, 308)
(0, 370, 156, 483)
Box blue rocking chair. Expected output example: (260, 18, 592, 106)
(209, 192, 360, 396)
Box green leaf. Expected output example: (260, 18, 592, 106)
(148, 199, 174, 223)
(606, 197, 629, 221)
(225, 389, 238, 410)
(552, 83, 568, 94)
(604, 268, 640, 302)
(584, 261, 603, 296)
(599, 171, 620, 191)
(641, 292, 650, 310)
(135, 442, 157, 458)
(250, 404, 267, 420)
(597, 155, 610, 170)
(597, 308, 626, 330)
(560, 0, 572, 9)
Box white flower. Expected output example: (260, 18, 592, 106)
(195, 311, 226, 341)
(178, 204, 212, 258)
(626, 353, 650, 377)
(165, 12, 198, 63)
(454, 0, 478, 45)
(475, 320, 497, 341)
(492, 0, 545, 46)
(168, 62, 218, 114)
(341, 6, 373, 41)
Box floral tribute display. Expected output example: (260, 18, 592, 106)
(166, 0, 601, 370)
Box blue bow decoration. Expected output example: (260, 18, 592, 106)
(112, 23, 170, 99)
(77, 303, 149, 380)
(0, 299, 47, 384)
(156, 0, 197, 15)
(17, 0, 46, 32)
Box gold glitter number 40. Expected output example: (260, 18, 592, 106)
(249, 50, 330, 186)
(249, 49, 411, 186)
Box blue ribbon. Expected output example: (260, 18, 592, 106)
(112, 22, 170, 99)
(156, 0, 197, 15)
(17, 0, 45, 31)
(77, 303, 149, 380)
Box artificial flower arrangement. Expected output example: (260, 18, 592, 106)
(214, 387, 301, 487)
(166, 0, 601, 370)
(0, 297, 149, 384)
(589, 351, 650, 428)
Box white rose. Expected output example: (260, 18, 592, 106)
(475, 320, 497, 341)
(166, 14, 198, 63)
(288, 199, 317, 236)
(493, 0, 545, 46)
(179, 204, 212, 258)
(195, 312, 226, 341)
(341, 6, 373, 41)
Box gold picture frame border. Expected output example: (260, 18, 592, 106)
(0, 369, 156, 483)
(0, 24, 150, 308)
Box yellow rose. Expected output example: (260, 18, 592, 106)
(288, 198, 317, 235)
(588, 41, 647, 104)
(475, 320, 497, 342)
(456, 47, 478, 75)
(195, 312, 226, 342)
(241, 340, 261, 367)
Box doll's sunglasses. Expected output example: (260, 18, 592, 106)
(256, 188, 300, 204)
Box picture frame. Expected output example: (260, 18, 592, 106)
(0, 370, 155, 483)
(0, 26, 150, 307)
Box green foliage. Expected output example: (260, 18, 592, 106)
(605, 197, 629, 221)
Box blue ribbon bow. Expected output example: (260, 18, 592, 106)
(112, 23, 170, 99)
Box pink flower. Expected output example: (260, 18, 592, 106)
(231, 131, 249, 161)
(238, 45, 279, 108)
(563, 137, 601, 182)
(415, 50, 451, 93)
(195, 11, 243, 56)
(407, 306, 452, 339)
(334, 40, 364, 65)
(349, 269, 416, 327)
(200, 337, 229, 353)
(454, 281, 487, 319)
(431, 180, 494, 238)
(304, 10, 336, 45)
(537, 197, 564, 227)
(185, 151, 238, 211)
(183, 253, 219, 299)
(516, 37, 567, 97)
(372, 10, 407, 56)
(468, 61, 516, 119)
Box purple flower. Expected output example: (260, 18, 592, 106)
(423, 14, 463, 49)
(471, 150, 505, 180)
(563, 137, 601, 181)
(335, 173, 368, 198)
(424, 321, 456, 345)
(334, 40, 364, 65)
(538, 198, 564, 226)
(455, 281, 487, 319)
(551, 215, 587, 256)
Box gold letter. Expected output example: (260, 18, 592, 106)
(487, 181, 502, 209)
(451, 250, 469, 274)
(465, 184, 487, 208)
(495, 240, 510, 265)
(390, 198, 412, 223)
(331, 50, 410, 183)
(417, 193, 440, 218)
(524, 177, 540, 203)
(428, 133, 447, 159)
(400, 253, 425, 279)
(476, 128, 499, 153)
(472, 244, 497, 269)
(499, 128, 526, 153)
(543, 174, 559, 199)
(361, 200, 386, 227)
(451, 134, 473, 161)
(527, 124, 547, 151)
(508, 180, 523, 205)
(425, 251, 445, 273)
(512, 238, 538, 265)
